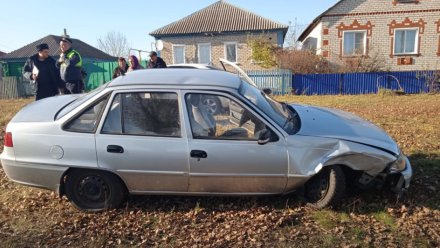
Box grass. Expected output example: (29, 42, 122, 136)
(0, 94, 439, 247)
(373, 211, 397, 231)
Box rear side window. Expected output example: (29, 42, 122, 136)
(64, 95, 110, 133)
(102, 92, 181, 137)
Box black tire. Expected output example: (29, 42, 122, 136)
(65, 170, 127, 211)
(201, 96, 222, 115)
(305, 165, 346, 208)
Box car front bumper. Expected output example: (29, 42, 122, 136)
(389, 156, 412, 195)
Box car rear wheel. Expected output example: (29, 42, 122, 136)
(65, 170, 127, 211)
(305, 165, 346, 208)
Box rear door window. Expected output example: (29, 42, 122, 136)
(102, 92, 181, 137)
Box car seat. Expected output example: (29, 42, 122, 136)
(187, 94, 216, 137)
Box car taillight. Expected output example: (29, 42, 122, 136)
(4, 132, 13, 147)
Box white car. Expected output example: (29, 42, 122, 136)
(1, 68, 412, 212)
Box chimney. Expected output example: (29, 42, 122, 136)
(63, 28, 70, 38)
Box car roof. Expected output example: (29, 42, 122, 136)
(108, 68, 241, 89)
(168, 64, 217, 69)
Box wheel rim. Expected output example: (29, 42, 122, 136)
(202, 98, 218, 114)
(308, 174, 330, 202)
(77, 175, 109, 205)
(318, 177, 330, 200)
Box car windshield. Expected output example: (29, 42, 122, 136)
(55, 83, 110, 120)
(239, 81, 299, 134)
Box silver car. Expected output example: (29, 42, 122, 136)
(0, 69, 412, 211)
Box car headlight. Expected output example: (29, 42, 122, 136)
(390, 153, 406, 172)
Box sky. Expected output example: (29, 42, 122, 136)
(0, 0, 337, 54)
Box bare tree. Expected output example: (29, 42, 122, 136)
(97, 31, 130, 57)
(283, 19, 307, 50)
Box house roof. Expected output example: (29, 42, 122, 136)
(0, 35, 116, 61)
(150, 0, 288, 37)
(298, 0, 343, 42)
(0, 51, 5, 57)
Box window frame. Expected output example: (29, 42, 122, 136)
(224, 42, 238, 63)
(393, 28, 419, 55)
(99, 90, 183, 138)
(62, 93, 111, 133)
(172, 44, 186, 64)
(197, 43, 211, 64)
(342, 30, 367, 57)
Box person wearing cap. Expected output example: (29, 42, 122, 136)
(57, 36, 84, 94)
(147, 51, 167, 69)
(23, 43, 65, 100)
(112, 57, 129, 78)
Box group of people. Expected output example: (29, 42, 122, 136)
(112, 51, 167, 79)
(23, 36, 167, 101)
(23, 37, 84, 101)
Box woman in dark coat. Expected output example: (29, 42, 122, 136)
(112, 57, 129, 79)
(23, 43, 65, 100)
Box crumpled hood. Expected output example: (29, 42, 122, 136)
(292, 104, 399, 155)
(10, 95, 80, 123)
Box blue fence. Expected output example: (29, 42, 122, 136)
(246, 69, 292, 95)
(293, 71, 436, 95)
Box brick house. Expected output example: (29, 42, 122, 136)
(298, 0, 440, 71)
(149, 0, 288, 70)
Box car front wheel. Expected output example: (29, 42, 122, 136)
(65, 170, 127, 211)
(305, 165, 346, 208)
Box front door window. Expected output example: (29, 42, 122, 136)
(185, 93, 267, 140)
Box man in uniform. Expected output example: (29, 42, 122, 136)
(57, 37, 83, 94)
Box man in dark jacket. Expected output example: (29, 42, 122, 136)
(147, 51, 167, 68)
(23, 43, 65, 100)
(57, 37, 83, 94)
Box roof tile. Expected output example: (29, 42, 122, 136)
(150, 1, 288, 36)
(0, 35, 116, 61)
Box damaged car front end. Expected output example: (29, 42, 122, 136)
(239, 81, 412, 207)
(287, 103, 413, 203)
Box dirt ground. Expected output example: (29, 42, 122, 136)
(0, 94, 439, 247)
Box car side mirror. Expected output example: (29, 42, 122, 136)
(257, 129, 272, 145)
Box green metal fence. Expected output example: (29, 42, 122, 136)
(1, 60, 291, 94)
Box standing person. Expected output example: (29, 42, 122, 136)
(57, 37, 83, 94)
(23, 43, 65, 101)
(147, 51, 167, 68)
(112, 57, 129, 79)
(127, 55, 144, 72)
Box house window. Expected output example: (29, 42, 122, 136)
(198, 43, 211, 64)
(173, 45, 185, 64)
(394, 29, 418, 55)
(225, 42, 237, 63)
(343, 31, 366, 56)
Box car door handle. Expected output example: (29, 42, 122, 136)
(107, 145, 124, 154)
(190, 150, 207, 159)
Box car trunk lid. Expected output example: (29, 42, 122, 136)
(10, 95, 80, 123)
